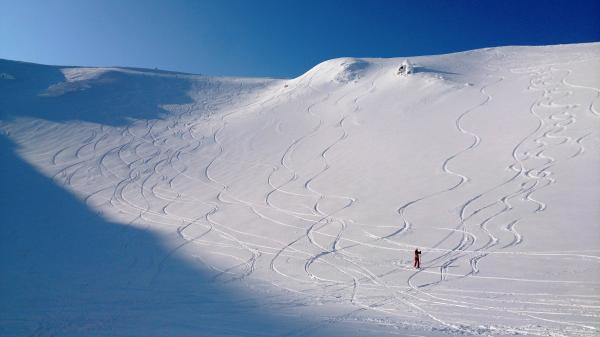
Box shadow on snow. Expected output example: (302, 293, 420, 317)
(0, 135, 330, 337)
(0, 59, 193, 126)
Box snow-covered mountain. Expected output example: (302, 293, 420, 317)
(1, 43, 599, 337)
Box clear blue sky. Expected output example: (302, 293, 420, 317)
(1, 0, 599, 78)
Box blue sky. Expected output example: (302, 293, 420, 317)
(1, 0, 599, 78)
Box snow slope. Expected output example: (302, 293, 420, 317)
(1, 43, 599, 337)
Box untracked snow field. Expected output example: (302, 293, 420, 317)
(1, 43, 599, 336)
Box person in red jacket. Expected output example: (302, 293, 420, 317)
(414, 248, 422, 269)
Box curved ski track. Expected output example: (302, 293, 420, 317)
(6, 54, 600, 337)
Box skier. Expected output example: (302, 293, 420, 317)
(414, 248, 422, 269)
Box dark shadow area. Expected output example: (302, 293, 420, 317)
(0, 59, 193, 126)
(0, 135, 331, 337)
(414, 66, 459, 76)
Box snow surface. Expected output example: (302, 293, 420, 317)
(1, 43, 599, 337)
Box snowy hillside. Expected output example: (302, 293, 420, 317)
(1, 43, 599, 337)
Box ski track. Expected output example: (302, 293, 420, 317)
(3, 50, 600, 336)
